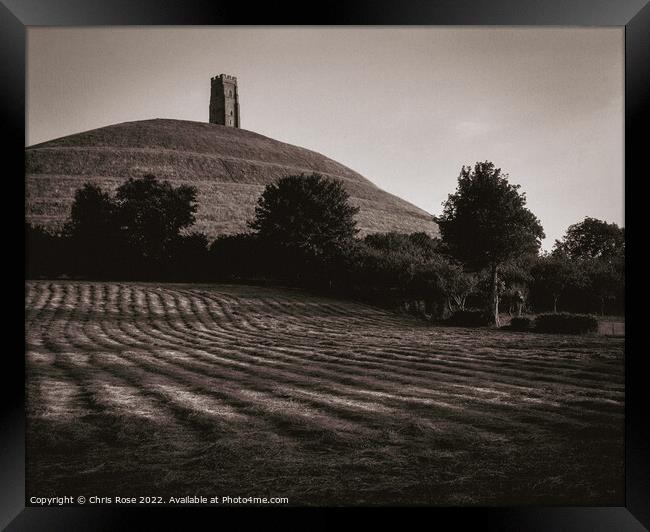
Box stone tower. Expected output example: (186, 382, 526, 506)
(209, 74, 240, 127)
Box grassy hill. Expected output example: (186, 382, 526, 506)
(26, 119, 439, 240)
(25, 281, 623, 505)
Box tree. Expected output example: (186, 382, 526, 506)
(364, 232, 439, 256)
(115, 175, 198, 273)
(531, 252, 583, 313)
(26, 223, 71, 278)
(554, 217, 624, 260)
(436, 162, 545, 326)
(64, 183, 120, 276)
(435, 262, 479, 313)
(495, 253, 536, 316)
(553, 217, 624, 315)
(62, 175, 199, 279)
(583, 255, 625, 316)
(249, 173, 359, 283)
(339, 233, 454, 318)
(66, 183, 117, 236)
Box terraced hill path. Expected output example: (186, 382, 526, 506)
(25, 281, 624, 505)
(26, 119, 439, 239)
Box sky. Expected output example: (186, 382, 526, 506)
(26, 27, 624, 249)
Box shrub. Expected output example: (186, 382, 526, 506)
(509, 317, 532, 331)
(26, 223, 72, 278)
(209, 233, 263, 279)
(534, 312, 598, 334)
(445, 309, 489, 327)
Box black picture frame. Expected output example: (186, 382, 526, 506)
(4, 1, 648, 529)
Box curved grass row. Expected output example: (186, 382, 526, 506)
(25, 281, 624, 505)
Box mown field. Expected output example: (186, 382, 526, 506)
(25, 281, 624, 506)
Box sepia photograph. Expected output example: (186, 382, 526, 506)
(24, 26, 625, 507)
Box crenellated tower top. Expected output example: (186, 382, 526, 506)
(209, 74, 240, 127)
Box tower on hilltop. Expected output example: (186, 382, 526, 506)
(210, 74, 240, 127)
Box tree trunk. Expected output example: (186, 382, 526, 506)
(553, 295, 558, 314)
(490, 263, 500, 327)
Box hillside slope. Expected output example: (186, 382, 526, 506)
(26, 119, 439, 240)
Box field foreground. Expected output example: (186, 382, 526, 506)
(25, 281, 624, 505)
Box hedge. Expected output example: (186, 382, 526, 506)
(509, 317, 532, 331)
(445, 309, 489, 327)
(534, 312, 598, 334)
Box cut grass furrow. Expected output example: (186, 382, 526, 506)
(166, 286, 622, 390)
(70, 306, 620, 442)
(25, 280, 624, 505)
(47, 283, 624, 429)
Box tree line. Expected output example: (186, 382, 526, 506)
(26, 163, 624, 324)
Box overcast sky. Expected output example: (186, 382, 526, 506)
(27, 27, 624, 249)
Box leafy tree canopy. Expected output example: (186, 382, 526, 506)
(65, 183, 117, 240)
(436, 162, 545, 325)
(115, 175, 198, 260)
(554, 217, 624, 261)
(364, 232, 440, 260)
(531, 252, 585, 313)
(63, 175, 199, 277)
(436, 161, 545, 270)
(249, 173, 359, 259)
